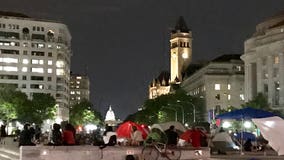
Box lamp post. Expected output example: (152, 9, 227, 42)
(181, 101, 196, 123)
(160, 106, 177, 121)
(170, 102, 185, 124)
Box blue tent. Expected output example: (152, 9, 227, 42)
(215, 107, 277, 120)
(235, 131, 256, 141)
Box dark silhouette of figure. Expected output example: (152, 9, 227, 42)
(165, 125, 178, 145)
(19, 123, 35, 146)
(50, 123, 62, 145)
(34, 125, 41, 143)
(244, 138, 253, 152)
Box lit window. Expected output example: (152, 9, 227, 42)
(47, 44, 52, 48)
(3, 66, 18, 72)
(76, 86, 79, 88)
(240, 94, 245, 100)
(32, 59, 39, 64)
(76, 91, 81, 95)
(39, 60, 44, 65)
(23, 59, 29, 64)
(32, 68, 44, 73)
(182, 53, 188, 59)
(47, 68, 52, 73)
(56, 69, 64, 75)
(70, 91, 75, 94)
(215, 84, 221, 90)
(76, 81, 80, 84)
(77, 97, 81, 100)
(0, 57, 18, 63)
(39, 85, 44, 89)
(38, 44, 44, 48)
(228, 94, 231, 100)
(56, 45, 61, 49)
(228, 84, 231, 90)
(274, 56, 279, 64)
(76, 76, 82, 79)
(56, 60, 65, 68)
(48, 60, 52, 65)
(22, 67, 28, 72)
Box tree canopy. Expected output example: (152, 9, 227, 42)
(125, 89, 206, 125)
(69, 99, 102, 126)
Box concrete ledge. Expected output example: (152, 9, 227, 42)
(20, 145, 210, 160)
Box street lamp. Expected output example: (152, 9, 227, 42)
(182, 101, 196, 123)
(160, 106, 177, 121)
(169, 102, 185, 124)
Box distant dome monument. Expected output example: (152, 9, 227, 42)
(104, 105, 121, 126)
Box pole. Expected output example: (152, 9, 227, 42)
(161, 106, 177, 122)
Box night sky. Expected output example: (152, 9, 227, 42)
(2, 1, 284, 120)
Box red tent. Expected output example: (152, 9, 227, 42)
(180, 129, 193, 142)
(116, 121, 148, 139)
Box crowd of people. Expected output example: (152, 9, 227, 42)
(10, 121, 267, 156)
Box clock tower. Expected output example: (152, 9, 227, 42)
(170, 16, 192, 83)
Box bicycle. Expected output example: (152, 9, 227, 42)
(142, 142, 181, 160)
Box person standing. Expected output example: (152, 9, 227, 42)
(165, 125, 179, 146)
(191, 127, 202, 149)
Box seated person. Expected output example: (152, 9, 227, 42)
(244, 138, 253, 152)
(103, 126, 117, 146)
(131, 126, 143, 146)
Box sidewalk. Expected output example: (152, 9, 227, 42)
(0, 137, 20, 160)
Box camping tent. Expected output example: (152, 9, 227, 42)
(151, 121, 186, 133)
(215, 107, 277, 154)
(116, 121, 148, 139)
(252, 116, 284, 155)
(215, 107, 277, 120)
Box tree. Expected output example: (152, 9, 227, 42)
(69, 99, 102, 126)
(0, 85, 27, 123)
(242, 93, 269, 110)
(16, 93, 56, 125)
(131, 88, 206, 125)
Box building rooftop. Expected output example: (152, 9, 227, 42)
(0, 11, 29, 18)
(212, 54, 241, 62)
(172, 16, 190, 33)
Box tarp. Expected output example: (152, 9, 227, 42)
(151, 121, 186, 133)
(216, 107, 277, 120)
(252, 116, 284, 155)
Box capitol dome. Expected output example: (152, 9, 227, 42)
(105, 106, 116, 121)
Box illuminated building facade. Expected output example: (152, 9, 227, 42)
(149, 16, 192, 99)
(0, 11, 71, 120)
(70, 73, 90, 105)
(241, 11, 284, 110)
(181, 54, 245, 121)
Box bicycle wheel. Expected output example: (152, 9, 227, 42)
(142, 146, 159, 160)
(165, 147, 181, 160)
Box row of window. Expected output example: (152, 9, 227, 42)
(171, 41, 190, 48)
(215, 93, 245, 101)
(0, 65, 65, 75)
(0, 57, 66, 68)
(0, 23, 19, 30)
(214, 84, 231, 90)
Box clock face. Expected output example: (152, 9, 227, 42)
(182, 53, 188, 59)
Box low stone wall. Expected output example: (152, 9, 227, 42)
(20, 145, 210, 160)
